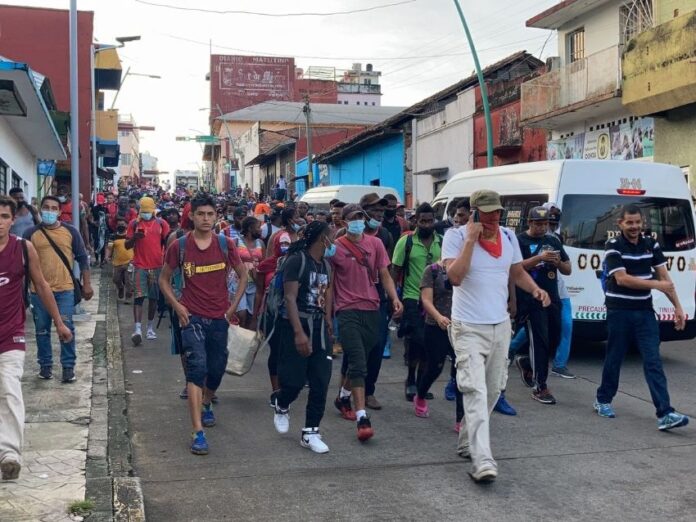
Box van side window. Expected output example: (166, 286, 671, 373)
(432, 200, 447, 221)
(500, 194, 548, 234)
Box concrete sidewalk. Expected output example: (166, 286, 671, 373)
(0, 274, 102, 521)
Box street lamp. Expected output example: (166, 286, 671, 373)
(110, 68, 162, 110)
(91, 35, 142, 202)
(199, 105, 237, 191)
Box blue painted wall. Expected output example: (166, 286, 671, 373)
(294, 157, 320, 197)
(325, 134, 404, 201)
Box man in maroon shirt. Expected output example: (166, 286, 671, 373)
(159, 194, 247, 455)
(0, 196, 72, 481)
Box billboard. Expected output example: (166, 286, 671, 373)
(210, 55, 295, 116)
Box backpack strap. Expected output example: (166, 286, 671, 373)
(20, 238, 29, 308)
(402, 233, 414, 283)
(178, 234, 187, 289)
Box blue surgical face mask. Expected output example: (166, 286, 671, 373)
(324, 243, 337, 258)
(367, 218, 381, 230)
(57, 196, 67, 203)
(347, 220, 366, 235)
(280, 245, 289, 254)
(291, 223, 301, 232)
(226, 214, 234, 221)
(41, 210, 59, 225)
(141, 212, 153, 221)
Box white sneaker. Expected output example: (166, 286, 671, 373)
(301, 428, 329, 454)
(146, 328, 157, 340)
(132, 327, 142, 346)
(273, 399, 289, 434)
(469, 464, 498, 483)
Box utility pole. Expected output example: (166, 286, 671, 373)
(69, 0, 80, 226)
(303, 94, 313, 189)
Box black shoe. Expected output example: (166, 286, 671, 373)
(405, 383, 417, 402)
(515, 356, 534, 388)
(179, 387, 188, 400)
(38, 366, 53, 380)
(425, 392, 434, 400)
(62, 367, 76, 383)
(532, 387, 556, 405)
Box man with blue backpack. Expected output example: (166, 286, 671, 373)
(159, 194, 247, 455)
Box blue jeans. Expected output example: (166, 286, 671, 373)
(597, 309, 674, 418)
(181, 315, 229, 391)
(31, 291, 76, 369)
(553, 298, 573, 369)
(509, 326, 528, 359)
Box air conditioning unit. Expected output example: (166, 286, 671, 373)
(546, 56, 561, 72)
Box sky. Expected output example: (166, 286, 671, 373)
(2, 0, 560, 176)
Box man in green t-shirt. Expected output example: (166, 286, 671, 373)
(391, 203, 442, 403)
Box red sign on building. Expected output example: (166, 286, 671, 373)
(210, 55, 295, 115)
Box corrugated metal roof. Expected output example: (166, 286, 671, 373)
(218, 101, 404, 126)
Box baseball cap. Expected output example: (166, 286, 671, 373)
(359, 192, 388, 208)
(528, 206, 550, 221)
(342, 203, 366, 221)
(470, 190, 503, 213)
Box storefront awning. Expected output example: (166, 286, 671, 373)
(0, 60, 66, 160)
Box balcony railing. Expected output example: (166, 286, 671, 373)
(521, 45, 622, 124)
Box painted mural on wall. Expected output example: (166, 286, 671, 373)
(547, 118, 654, 161)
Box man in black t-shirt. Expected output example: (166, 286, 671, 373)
(594, 204, 688, 431)
(517, 207, 571, 405)
(271, 221, 335, 453)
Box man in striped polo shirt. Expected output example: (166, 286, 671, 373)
(594, 204, 688, 431)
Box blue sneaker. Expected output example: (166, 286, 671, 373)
(593, 401, 616, 418)
(658, 412, 689, 431)
(383, 345, 391, 359)
(190, 430, 208, 455)
(494, 392, 517, 416)
(444, 377, 457, 401)
(201, 404, 216, 427)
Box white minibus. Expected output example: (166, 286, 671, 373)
(300, 185, 400, 211)
(432, 160, 696, 341)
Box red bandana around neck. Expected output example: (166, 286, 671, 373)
(478, 229, 502, 258)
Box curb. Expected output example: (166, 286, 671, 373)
(85, 268, 146, 521)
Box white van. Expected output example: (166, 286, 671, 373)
(432, 160, 696, 342)
(300, 185, 400, 211)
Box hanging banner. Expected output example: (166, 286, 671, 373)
(583, 129, 611, 160)
(547, 134, 585, 160)
(610, 118, 654, 160)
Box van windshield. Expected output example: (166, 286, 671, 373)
(560, 195, 695, 252)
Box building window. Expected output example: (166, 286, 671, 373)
(620, 1, 653, 44)
(567, 28, 585, 63)
(120, 153, 133, 166)
(356, 101, 360, 105)
(11, 172, 21, 190)
(365, 79, 371, 85)
(372, 102, 376, 106)
(0, 161, 7, 195)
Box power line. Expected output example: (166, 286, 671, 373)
(135, 0, 418, 17)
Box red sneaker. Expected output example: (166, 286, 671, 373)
(334, 396, 357, 421)
(357, 416, 374, 442)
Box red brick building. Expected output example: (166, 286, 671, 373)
(0, 5, 95, 196)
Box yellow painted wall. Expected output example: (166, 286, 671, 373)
(654, 0, 696, 24)
(622, 9, 696, 115)
(654, 105, 696, 198)
(96, 109, 118, 141)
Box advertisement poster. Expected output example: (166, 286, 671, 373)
(610, 118, 654, 160)
(547, 134, 585, 160)
(546, 118, 654, 162)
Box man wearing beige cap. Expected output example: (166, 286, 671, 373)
(125, 196, 170, 345)
(442, 189, 549, 483)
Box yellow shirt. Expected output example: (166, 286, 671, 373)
(110, 237, 134, 266)
(29, 226, 75, 292)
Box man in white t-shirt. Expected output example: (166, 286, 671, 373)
(442, 190, 550, 483)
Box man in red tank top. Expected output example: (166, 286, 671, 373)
(0, 196, 72, 481)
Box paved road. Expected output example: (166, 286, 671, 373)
(118, 301, 696, 522)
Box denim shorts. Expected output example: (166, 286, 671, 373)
(133, 268, 161, 300)
(181, 315, 229, 390)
